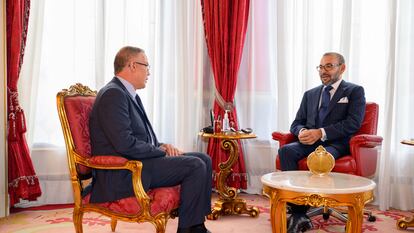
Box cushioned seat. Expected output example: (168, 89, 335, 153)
(82, 186, 180, 216)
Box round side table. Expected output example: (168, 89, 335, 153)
(200, 132, 260, 220)
(262, 171, 376, 233)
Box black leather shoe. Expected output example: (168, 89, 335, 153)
(177, 223, 211, 233)
(287, 213, 313, 233)
(177, 228, 191, 233)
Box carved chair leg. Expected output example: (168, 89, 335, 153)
(73, 207, 84, 233)
(111, 218, 117, 232)
(153, 216, 168, 233)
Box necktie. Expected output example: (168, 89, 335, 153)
(317, 85, 333, 127)
(135, 95, 158, 146)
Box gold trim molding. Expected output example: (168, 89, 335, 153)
(1, 0, 8, 216)
(199, 132, 259, 220)
(292, 194, 340, 207)
(58, 83, 97, 97)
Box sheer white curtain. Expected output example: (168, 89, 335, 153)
(18, 0, 210, 206)
(236, 0, 414, 209)
(150, 1, 212, 151)
(236, 1, 280, 194)
(379, 0, 414, 211)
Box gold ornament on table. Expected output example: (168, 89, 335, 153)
(307, 145, 335, 176)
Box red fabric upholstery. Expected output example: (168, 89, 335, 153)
(64, 96, 96, 175)
(82, 186, 180, 216)
(274, 102, 382, 177)
(88, 155, 129, 166)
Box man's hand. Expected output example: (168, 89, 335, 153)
(160, 144, 184, 156)
(298, 129, 322, 145)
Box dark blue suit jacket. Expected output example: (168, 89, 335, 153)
(290, 80, 366, 154)
(88, 77, 166, 203)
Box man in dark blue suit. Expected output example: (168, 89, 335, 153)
(89, 46, 212, 233)
(278, 52, 366, 232)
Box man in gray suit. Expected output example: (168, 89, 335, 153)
(279, 52, 366, 232)
(89, 46, 212, 233)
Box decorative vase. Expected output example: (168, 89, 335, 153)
(307, 145, 335, 176)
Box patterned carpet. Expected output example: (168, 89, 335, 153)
(1, 193, 413, 233)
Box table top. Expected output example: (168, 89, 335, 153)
(199, 132, 256, 140)
(401, 139, 414, 146)
(261, 171, 376, 194)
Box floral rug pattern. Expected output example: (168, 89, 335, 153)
(1, 194, 413, 233)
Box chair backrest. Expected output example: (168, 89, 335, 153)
(57, 84, 97, 178)
(355, 102, 379, 136)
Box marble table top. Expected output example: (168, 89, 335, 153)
(261, 171, 376, 194)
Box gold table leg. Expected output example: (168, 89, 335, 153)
(263, 186, 373, 233)
(208, 139, 260, 220)
(397, 215, 414, 230)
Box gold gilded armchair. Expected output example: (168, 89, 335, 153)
(57, 83, 179, 233)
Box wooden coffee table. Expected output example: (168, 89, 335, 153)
(262, 171, 376, 233)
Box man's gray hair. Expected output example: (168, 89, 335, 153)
(323, 52, 345, 64)
(114, 46, 144, 75)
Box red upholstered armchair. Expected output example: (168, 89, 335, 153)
(273, 102, 382, 177)
(57, 83, 180, 233)
(272, 102, 382, 222)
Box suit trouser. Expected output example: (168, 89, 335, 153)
(278, 141, 343, 171)
(148, 152, 212, 228)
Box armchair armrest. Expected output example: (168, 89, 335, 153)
(349, 134, 383, 177)
(272, 131, 297, 147)
(88, 155, 129, 166)
(350, 134, 383, 149)
(73, 153, 151, 215)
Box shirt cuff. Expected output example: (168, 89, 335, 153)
(320, 128, 327, 141)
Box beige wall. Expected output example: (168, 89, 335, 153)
(0, 0, 8, 217)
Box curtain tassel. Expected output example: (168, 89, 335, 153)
(8, 113, 18, 141)
(16, 109, 27, 133)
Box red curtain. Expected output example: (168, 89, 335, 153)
(201, 0, 250, 189)
(7, 0, 41, 206)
